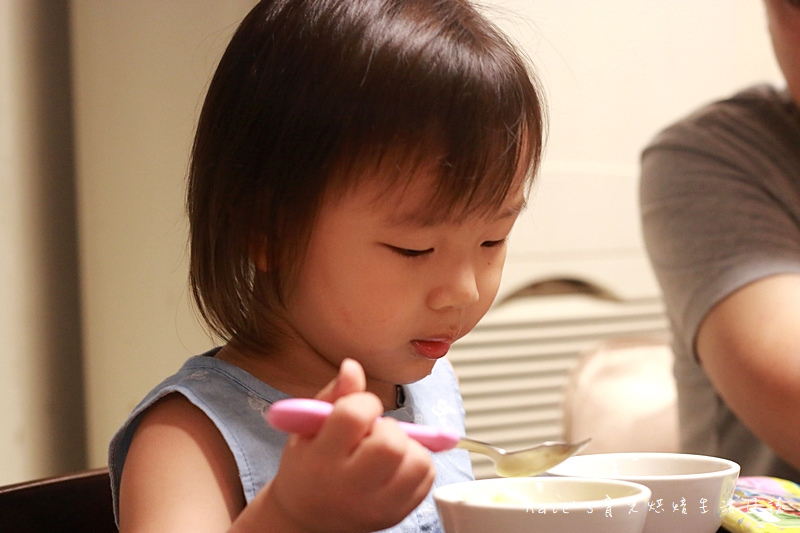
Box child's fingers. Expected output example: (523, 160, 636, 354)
(315, 358, 366, 403)
(348, 418, 436, 521)
(274, 397, 434, 530)
(380, 439, 436, 513)
(314, 391, 382, 455)
(346, 418, 408, 487)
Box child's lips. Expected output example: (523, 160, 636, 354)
(411, 338, 453, 359)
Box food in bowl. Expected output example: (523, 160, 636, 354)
(434, 477, 651, 533)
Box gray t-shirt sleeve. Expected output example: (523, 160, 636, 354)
(640, 84, 800, 364)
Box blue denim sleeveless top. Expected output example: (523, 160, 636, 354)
(109, 349, 473, 532)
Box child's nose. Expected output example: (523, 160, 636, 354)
(426, 266, 480, 311)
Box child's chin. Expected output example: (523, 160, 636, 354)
(400, 359, 439, 383)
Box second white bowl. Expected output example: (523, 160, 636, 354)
(547, 452, 740, 533)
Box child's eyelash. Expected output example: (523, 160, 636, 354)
(481, 238, 507, 248)
(387, 245, 434, 258)
(385, 239, 506, 257)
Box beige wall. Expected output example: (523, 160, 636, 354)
(0, 0, 784, 484)
(0, 0, 85, 485)
(494, 1, 780, 166)
(69, 0, 257, 468)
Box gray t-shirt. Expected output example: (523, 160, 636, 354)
(109, 349, 473, 532)
(640, 84, 800, 482)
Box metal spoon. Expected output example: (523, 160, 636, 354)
(267, 398, 589, 477)
(453, 436, 589, 477)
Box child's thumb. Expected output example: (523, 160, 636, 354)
(314, 358, 366, 403)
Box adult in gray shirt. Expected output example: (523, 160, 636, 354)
(640, 0, 800, 482)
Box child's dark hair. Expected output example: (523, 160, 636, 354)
(188, 0, 546, 351)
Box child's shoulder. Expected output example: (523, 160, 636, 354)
(144, 353, 290, 409)
(131, 392, 227, 456)
(120, 353, 291, 448)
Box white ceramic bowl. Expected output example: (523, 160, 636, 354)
(547, 452, 740, 533)
(434, 476, 651, 533)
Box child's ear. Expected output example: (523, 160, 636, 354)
(250, 236, 269, 272)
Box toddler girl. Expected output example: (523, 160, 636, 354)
(109, 0, 545, 531)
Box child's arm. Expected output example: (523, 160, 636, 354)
(118, 393, 246, 531)
(118, 359, 435, 532)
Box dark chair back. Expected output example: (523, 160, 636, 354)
(0, 467, 116, 532)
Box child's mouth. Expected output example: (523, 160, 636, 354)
(411, 339, 452, 359)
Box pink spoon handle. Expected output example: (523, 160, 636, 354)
(266, 398, 461, 453)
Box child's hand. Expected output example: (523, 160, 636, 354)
(260, 359, 436, 532)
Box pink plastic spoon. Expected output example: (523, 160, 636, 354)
(267, 398, 589, 477)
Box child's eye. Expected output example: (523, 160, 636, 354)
(386, 245, 434, 258)
(481, 238, 507, 248)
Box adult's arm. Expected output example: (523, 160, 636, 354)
(696, 273, 800, 471)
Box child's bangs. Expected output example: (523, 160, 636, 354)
(333, 119, 533, 225)
(337, 95, 542, 224)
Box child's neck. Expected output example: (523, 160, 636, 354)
(215, 343, 400, 410)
